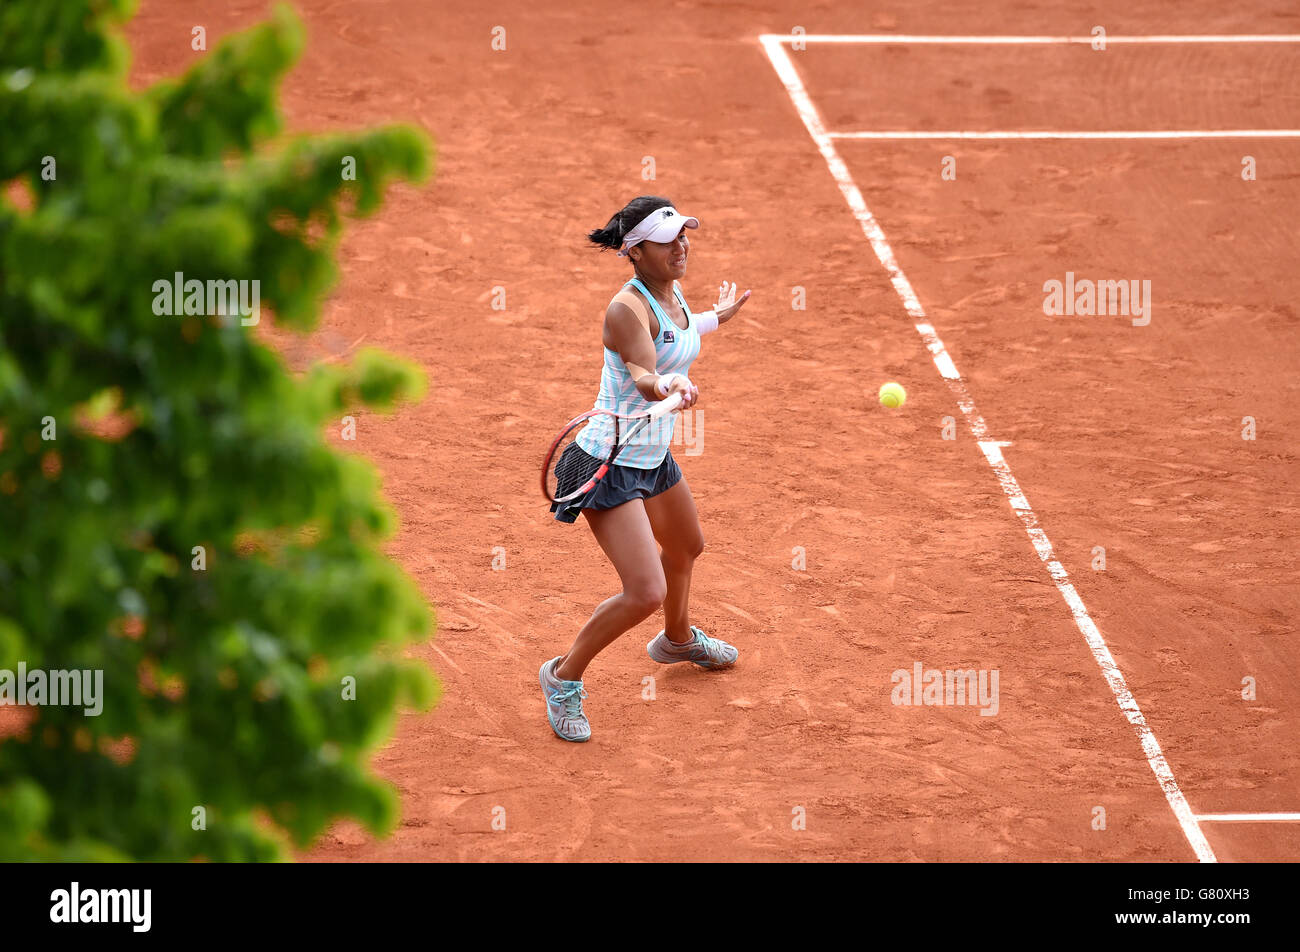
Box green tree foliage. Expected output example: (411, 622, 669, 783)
(0, 0, 438, 860)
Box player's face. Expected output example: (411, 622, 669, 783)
(635, 231, 689, 279)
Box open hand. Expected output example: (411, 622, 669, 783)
(715, 281, 752, 324)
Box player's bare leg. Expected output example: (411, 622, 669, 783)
(643, 475, 737, 668)
(643, 477, 704, 644)
(554, 499, 665, 681)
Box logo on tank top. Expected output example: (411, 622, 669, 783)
(663, 330, 675, 343)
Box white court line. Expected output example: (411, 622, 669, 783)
(762, 34, 1300, 44)
(1195, 813, 1300, 822)
(830, 130, 1300, 140)
(759, 34, 1219, 863)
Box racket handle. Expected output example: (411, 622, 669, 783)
(649, 390, 685, 418)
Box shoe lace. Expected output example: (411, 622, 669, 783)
(692, 629, 728, 661)
(552, 683, 587, 717)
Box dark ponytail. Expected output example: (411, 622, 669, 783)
(587, 195, 674, 251)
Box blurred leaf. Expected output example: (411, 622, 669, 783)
(0, 0, 438, 862)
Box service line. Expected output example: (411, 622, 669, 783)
(761, 33, 1300, 44)
(829, 130, 1300, 140)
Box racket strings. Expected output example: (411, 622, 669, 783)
(547, 418, 616, 502)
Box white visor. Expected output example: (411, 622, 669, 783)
(617, 206, 699, 256)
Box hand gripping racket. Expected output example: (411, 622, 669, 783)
(541, 391, 685, 504)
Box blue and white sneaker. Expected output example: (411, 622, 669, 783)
(539, 656, 591, 742)
(646, 626, 738, 669)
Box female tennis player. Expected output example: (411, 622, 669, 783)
(539, 195, 751, 742)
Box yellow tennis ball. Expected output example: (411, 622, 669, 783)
(878, 382, 907, 408)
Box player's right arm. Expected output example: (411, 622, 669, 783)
(602, 301, 698, 408)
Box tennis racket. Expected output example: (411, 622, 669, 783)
(541, 391, 685, 504)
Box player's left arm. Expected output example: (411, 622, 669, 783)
(695, 281, 751, 334)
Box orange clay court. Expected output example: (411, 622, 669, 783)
(128, 1, 1299, 861)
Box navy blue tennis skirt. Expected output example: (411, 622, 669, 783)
(551, 447, 682, 523)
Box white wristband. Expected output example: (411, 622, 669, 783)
(696, 310, 719, 335)
(654, 373, 684, 398)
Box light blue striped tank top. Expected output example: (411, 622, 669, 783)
(576, 277, 701, 469)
